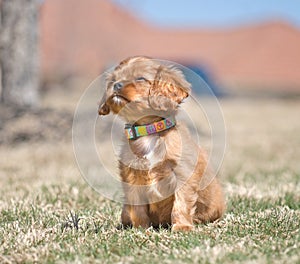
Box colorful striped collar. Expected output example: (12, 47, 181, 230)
(125, 117, 176, 140)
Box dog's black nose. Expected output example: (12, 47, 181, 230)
(113, 82, 123, 91)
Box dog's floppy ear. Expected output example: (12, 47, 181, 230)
(98, 94, 110, 115)
(150, 66, 191, 111)
(98, 73, 113, 115)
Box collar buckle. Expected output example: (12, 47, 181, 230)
(125, 123, 138, 140)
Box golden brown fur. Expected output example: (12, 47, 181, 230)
(98, 56, 225, 231)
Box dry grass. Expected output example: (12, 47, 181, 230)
(0, 95, 299, 263)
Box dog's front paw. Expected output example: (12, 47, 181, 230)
(172, 224, 194, 232)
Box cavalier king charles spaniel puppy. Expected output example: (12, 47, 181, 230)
(98, 56, 225, 231)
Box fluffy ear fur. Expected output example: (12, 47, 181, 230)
(98, 73, 113, 115)
(98, 94, 110, 115)
(149, 66, 191, 111)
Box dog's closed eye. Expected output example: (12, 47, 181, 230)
(135, 77, 148, 82)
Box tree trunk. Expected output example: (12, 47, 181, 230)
(0, 0, 40, 108)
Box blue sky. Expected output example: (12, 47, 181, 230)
(112, 0, 300, 28)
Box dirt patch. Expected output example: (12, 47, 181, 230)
(0, 105, 73, 145)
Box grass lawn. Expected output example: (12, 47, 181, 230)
(0, 97, 299, 263)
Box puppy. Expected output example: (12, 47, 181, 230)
(98, 56, 225, 231)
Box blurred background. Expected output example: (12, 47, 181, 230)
(1, 0, 300, 105)
(39, 0, 300, 95)
(1, 0, 300, 143)
(0, 0, 300, 183)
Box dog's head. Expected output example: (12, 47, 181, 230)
(98, 56, 191, 123)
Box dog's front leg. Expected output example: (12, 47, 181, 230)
(121, 204, 132, 228)
(121, 185, 151, 228)
(171, 186, 197, 231)
(126, 204, 150, 228)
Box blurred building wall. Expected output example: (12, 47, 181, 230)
(40, 0, 300, 93)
